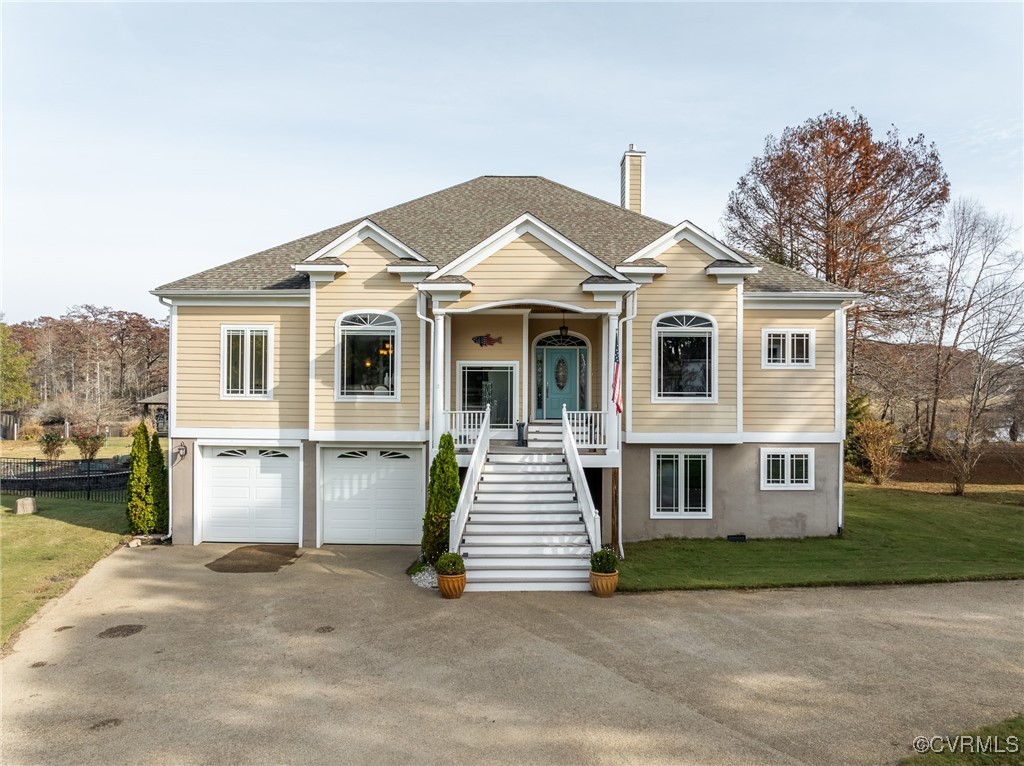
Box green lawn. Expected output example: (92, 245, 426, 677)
(619, 484, 1024, 591)
(902, 716, 1024, 765)
(0, 436, 167, 460)
(1, 494, 130, 647)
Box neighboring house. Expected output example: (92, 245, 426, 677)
(154, 146, 859, 590)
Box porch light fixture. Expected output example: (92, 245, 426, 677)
(175, 442, 188, 459)
(559, 312, 569, 339)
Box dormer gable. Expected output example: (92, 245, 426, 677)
(623, 220, 760, 284)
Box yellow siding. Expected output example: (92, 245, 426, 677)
(449, 314, 525, 416)
(175, 306, 308, 429)
(630, 242, 738, 433)
(314, 240, 421, 431)
(444, 234, 606, 311)
(743, 309, 836, 432)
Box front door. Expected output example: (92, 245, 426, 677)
(544, 348, 579, 418)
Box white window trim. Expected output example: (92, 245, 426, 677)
(651, 311, 719, 404)
(334, 310, 401, 403)
(649, 448, 713, 519)
(220, 324, 274, 401)
(455, 360, 519, 436)
(759, 447, 815, 490)
(760, 328, 816, 369)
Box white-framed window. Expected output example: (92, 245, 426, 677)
(650, 449, 712, 518)
(760, 448, 815, 490)
(220, 325, 273, 400)
(456, 361, 518, 431)
(336, 311, 400, 401)
(653, 313, 717, 402)
(761, 328, 815, 368)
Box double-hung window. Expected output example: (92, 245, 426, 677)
(760, 448, 814, 490)
(651, 449, 712, 518)
(336, 312, 399, 400)
(654, 313, 716, 400)
(762, 329, 814, 368)
(221, 325, 272, 399)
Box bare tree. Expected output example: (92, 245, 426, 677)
(924, 199, 1020, 453)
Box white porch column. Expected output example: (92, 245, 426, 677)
(605, 311, 618, 453)
(431, 308, 447, 450)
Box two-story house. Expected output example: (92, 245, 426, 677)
(154, 146, 859, 590)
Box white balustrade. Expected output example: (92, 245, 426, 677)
(445, 409, 487, 450)
(448, 406, 490, 554)
(562, 405, 601, 552)
(564, 409, 608, 450)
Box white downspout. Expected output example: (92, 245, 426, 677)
(415, 292, 435, 447)
(615, 289, 638, 558)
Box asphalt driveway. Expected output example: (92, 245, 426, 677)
(2, 544, 1021, 765)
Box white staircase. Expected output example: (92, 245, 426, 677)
(460, 449, 592, 592)
(526, 421, 563, 448)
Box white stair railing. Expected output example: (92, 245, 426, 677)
(564, 409, 608, 449)
(562, 404, 601, 552)
(445, 409, 487, 450)
(449, 406, 490, 554)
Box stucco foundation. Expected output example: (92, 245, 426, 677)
(169, 437, 196, 544)
(621, 442, 841, 540)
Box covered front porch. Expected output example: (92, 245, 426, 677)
(434, 305, 621, 467)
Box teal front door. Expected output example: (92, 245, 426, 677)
(543, 348, 579, 418)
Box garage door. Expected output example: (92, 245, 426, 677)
(202, 447, 300, 543)
(322, 448, 424, 544)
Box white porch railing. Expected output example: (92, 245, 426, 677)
(562, 404, 601, 552)
(445, 409, 488, 450)
(449, 406, 490, 554)
(565, 409, 609, 450)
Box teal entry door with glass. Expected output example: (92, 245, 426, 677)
(536, 335, 588, 419)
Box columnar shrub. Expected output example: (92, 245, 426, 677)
(148, 432, 168, 535)
(70, 429, 106, 460)
(39, 430, 68, 459)
(421, 433, 460, 565)
(852, 418, 903, 485)
(126, 422, 155, 534)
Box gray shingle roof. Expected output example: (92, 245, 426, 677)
(154, 175, 851, 296)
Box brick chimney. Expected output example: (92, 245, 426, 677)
(619, 144, 646, 214)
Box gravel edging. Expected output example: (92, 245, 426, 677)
(411, 565, 437, 589)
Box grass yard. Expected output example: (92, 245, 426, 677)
(1, 494, 130, 648)
(901, 716, 1024, 765)
(0, 436, 167, 460)
(619, 484, 1024, 591)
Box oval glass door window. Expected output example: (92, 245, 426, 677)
(554, 357, 568, 390)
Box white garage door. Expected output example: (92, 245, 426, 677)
(202, 447, 300, 543)
(322, 448, 424, 544)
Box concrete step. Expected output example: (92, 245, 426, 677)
(482, 463, 567, 474)
(460, 544, 592, 556)
(472, 501, 580, 513)
(464, 557, 590, 570)
(465, 522, 585, 535)
(469, 512, 582, 524)
(461, 533, 591, 546)
(486, 453, 564, 465)
(474, 491, 576, 503)
(465, 580, 592, 592)
(479, 473, 571, 484)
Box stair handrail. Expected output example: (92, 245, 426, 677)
(449, 405, 490, 554)
(562, 404, 600, 552)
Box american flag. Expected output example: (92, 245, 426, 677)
(611, 329, 623, 415)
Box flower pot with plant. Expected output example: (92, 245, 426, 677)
(435, 552, 467, 599)
(589, 547, 619, 597)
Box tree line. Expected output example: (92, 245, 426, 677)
(1, 305, 168, 428)
(723, 109, 1023, 490)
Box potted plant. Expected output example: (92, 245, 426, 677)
(435, 552, 467, 599)
(589, 547, 619, 597)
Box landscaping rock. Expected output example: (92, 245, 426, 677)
(15, 498, 36, 515)
(127, 538, 142, 548)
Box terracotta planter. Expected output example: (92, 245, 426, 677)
(589, 570, 619, 597)
(437, 572, 466, 599)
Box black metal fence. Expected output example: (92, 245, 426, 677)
(0, 457, 129, 504)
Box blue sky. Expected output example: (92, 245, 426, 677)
(2, 2, 1021, 323)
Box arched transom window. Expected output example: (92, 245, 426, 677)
(336, 312, 399, 399)
(654, 313, 715, 400)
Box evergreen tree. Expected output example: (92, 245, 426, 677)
(420, 432, 460, 565)
(148, 431, 168, 535)
(126, 422, 154, 534)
